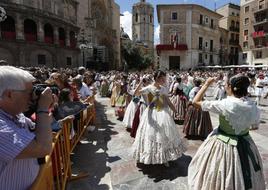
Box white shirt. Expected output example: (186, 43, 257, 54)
(79, 82, 92, 100)
(201, 96, 260, 134)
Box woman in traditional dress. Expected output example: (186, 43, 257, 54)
(131, 77, 151, 138)
(183, 78, 213, 140)
(170, 77, 188, 122)
(123, 78, 140, 131)
(132, 70, 186, 167)
(188, 74, 265, 190)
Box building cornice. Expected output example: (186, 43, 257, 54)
(157, 4, 223, 23)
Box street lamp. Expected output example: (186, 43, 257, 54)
(0, 6, 7, 22)
(79, 44, 88, 67)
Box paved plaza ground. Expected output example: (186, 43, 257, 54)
(67, 92, 268, 190)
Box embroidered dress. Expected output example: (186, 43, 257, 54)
(132, 85, 186, 164)
(123, 97, 139, 129)
(170, 89, 188, 121)
(188, 96, 265, 190)
(183, 87, 213, 139)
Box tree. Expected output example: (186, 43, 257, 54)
(121, 41, 153, 70)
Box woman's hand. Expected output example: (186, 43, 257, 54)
(205, 77, 215, 87)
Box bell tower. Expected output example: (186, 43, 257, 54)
(132, 0, 154, 54)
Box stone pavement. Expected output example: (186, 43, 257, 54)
(67, 95, 268, 190)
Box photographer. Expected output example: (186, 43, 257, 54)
(0, 66, 53, 190)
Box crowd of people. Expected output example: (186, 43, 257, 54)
(107, 68, 267, 189)
(0, 65, 267, 189)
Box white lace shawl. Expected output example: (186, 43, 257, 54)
(201, 96, 260, 135)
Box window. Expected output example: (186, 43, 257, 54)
(244, 30, 248, 36)
(236, 34, 239, 41)
(237, 13, 239, 16)
(244, 18, 249, 25)
(200, 14, 203, 24)
(236, 21, 239, 29)
(205, 54, 208, 59)
(243, 41, 248, 48)
(135, 13, 138, 22)
(256, 51, 262, 59)
(38, 54, 46, 65)
(66, 57, 72, 65)
(242, 53, 247, 59)
(199, 37, 203, 50)
(205, 42, 208, 48)
(231, 33, 235, 41)
(170, 34, 174, 44)
(232, 12, 235, 16)
(245, 6, 249, 13)
(210, 40, 213, 52)
(205, 16, 209, 24)
(150, 15, 153, 23)
(211, 19, 214, 28)
(209, 55, 213, 64)
(171, 12, 177, 20)
(198, 53, 203, 63)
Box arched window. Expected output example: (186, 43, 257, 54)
(1, 16, 16, 40)
(24, 19, 37, 42)
(69, 31, 76, 48)
(44, 23, 54, 44)
(58, 27, 65, 47)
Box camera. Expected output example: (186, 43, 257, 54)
(32, 84, 59, 96)
(24, 84, 59, 118)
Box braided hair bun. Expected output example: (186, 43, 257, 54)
(229, 74, 250, 97)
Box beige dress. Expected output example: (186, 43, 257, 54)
(188, 96, 265, 190)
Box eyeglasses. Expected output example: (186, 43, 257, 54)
(11, 89, 32, 95)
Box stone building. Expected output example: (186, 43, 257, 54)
(77, 0, 121, 70)
(0, 0, 80, 68)
(216, 3, 240, 65)
(132, 0, 154, 55)
(156, 4, 223, 70)
(240, 0, 268, 66)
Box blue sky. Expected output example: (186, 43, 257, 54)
(115, 0, 240, 43)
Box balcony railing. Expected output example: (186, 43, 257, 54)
(25, 33, 37, 42)
(252, 30, 268, 38)
(253, 18, 268, 25)
(229, 39, 239, 45)
(44, 36, 54, 44)
(1, 31, 16, 40)
(229, 26, 240, 32)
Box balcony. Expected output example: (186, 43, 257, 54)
(253, 18, 268, 26)
(156, 44, 188, 55)
(229, 26, 240, 32)
(251, 43, 268, 50)
(44, 36, 53, 44)
(25, 33, 37, 42)
(252, 3, 268, 14)
(252, 31, 268, 38)
(1, 31, 16, 40)
(229, 39, 239, 46)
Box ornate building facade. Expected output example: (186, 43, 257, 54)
(132, 0, 154, 55)
(0, 0, 80, 68)
(77, 0, 121, 70)
(156, 4, 222, 70)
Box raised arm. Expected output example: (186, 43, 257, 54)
(193, 77, 215, 109)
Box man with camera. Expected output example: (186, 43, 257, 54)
(0, 66, 53, 190)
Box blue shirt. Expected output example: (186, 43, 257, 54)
(0, 109, 39, 190)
